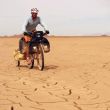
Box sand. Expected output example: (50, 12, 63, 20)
(0, 36, 110, 110)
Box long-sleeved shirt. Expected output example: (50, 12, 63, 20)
(22, 16, 47, 32)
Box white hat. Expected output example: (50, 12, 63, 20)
(31, 8, 39, 13)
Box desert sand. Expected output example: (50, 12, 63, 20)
(0, 36, 110, 110)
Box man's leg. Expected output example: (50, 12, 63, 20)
(25, 42, 32, 65)
(25, 42, 30, 58)
(19, 38, 24, 53)
(29, 42, 33, 54)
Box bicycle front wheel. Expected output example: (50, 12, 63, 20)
(36, 44, 44, 71)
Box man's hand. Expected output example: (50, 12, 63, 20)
(45, 30, 49, 34)
(32, 29, 36, 33)
(23, 32, 32, 37)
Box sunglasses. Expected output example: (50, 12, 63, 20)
(31, 12, 38, 14)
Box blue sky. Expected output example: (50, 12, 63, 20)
(0, 0, 110, 35)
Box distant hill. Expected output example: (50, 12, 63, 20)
(0, 34, 23, 38)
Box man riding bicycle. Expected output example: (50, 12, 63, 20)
(19, 8, 49, 64)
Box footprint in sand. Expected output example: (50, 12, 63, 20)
(23, 82, 26, 85)
(42, 82, 58, 89)
(34, 88, 38, 91)
(11, 106, 14, 110)
(68, 89, 72, 95)
(73, 102, 82, 110)
(102, 62, 109, 68)
(48, 92, 53, 95)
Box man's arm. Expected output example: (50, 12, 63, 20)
(39, 17, 47, 32)
(22, 18, 29, 33)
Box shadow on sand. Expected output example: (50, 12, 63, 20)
(44, 65, 59, 70)
(17, 64, 58, 71)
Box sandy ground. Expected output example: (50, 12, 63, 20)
(0, 36, 110, 110)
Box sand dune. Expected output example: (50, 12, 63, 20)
(0, 36, 110, 110)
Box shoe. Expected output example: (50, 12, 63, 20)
(26, 57, 31, 65)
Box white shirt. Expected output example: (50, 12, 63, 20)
(22, 16, 47, 32)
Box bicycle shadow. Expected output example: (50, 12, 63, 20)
(18, 65, 27, 68)
(44, 65, 59, 70)
(16, 65, 28, 70)
(17, 64, 58, 71)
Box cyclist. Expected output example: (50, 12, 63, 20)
(19, 8, 49, 64)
